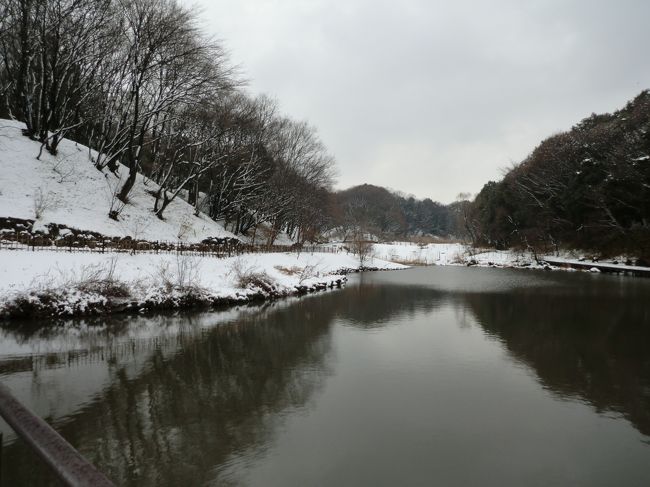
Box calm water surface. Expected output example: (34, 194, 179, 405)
(0, 266, 649, 486)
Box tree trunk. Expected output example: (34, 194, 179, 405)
(118, 168, 137, 203)
(156, 194, 171, 220)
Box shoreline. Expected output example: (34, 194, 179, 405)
(370, 241, 649, 276)
(0, 250, 405, 322)
(1, 275, 348, 322)
(2, 242, 647, 323)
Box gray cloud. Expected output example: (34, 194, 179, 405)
(183, 0, 650, 202)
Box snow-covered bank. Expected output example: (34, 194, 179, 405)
(370, 242, 535, 268)
(370, 242, 647, 274)
(371, 242, 466, 265)
(0, 250, 405, 320)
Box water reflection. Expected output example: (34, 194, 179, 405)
(0, 267, 648, 485)
(328, 279, 445, 328)
(461, 287, 650, 436)
(367, 267, 650, 437)
(1, 300, 338, 486)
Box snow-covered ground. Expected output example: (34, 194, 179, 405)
(372, 242, 466, 265)
(372, 242, 551, 268)
(0, 119, 235, 242)
(371, 242, 539, 267)
(325, 241, 542, 267)
(370, 242, 646, 274)
(0, 249, 405, 318)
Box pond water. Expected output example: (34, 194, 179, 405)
(0, 266, 649, 486)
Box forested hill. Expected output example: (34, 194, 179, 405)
(331, 184, 464, 240)
(468, 90, 650, 260)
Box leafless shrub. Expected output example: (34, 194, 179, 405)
(229, 258, 275, 291)
(176, 255, 202, 290)
(177, 215, 193, 240)
(119, 214, 151, 243)
(29, 257, 129, 298)
(450, 253, 466, 265)
(453, 245, 478, 265)
(351, 235, 374, 267)
(55, 165, 76, 184)
(156, 255, 203, 292)
(33, 187, 53, 219)
(73, 257, 130, 297)
(298, 262, 321, 283)
(274, 262, 321, 283)
(274, 265, 302, 276)
(51, 154, 77, 184)
(105, 173, 126, 220)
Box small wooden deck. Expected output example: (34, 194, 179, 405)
(542, 257, 650, 277)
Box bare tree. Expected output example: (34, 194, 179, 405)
(351, 231, 374, 268)
(112, 0, 234, 203)
(1, 0, 117, 153)
(0, 0, 340, 242)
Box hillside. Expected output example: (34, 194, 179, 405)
(0, 120, 236, 243)
(333, 183, 459, 240)
(469, 90, 650, 260)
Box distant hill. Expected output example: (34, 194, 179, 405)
(0, 119, 237, 243)
(331, 183, 460, 241)
(469, 90, 650, 260)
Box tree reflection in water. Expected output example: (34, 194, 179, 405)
(1, 300, 337, 486)
(460, 286, 650, 437)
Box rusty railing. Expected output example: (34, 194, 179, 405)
(0, 382, 114, 486)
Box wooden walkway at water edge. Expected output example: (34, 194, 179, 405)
(542, 256, 650, 277)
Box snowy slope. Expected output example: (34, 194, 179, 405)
(0, 119, 236, 242)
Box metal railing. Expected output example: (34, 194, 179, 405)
(0, 382, 114, 486)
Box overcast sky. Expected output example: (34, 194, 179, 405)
(182, 0, 650, 203)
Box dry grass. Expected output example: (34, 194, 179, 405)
(274, 263, 321, 283)
(275, 265, 302, 276)
(387, 257, 431, 266)
(230, 258, 276, 292)
(409, 235, 462, 245)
